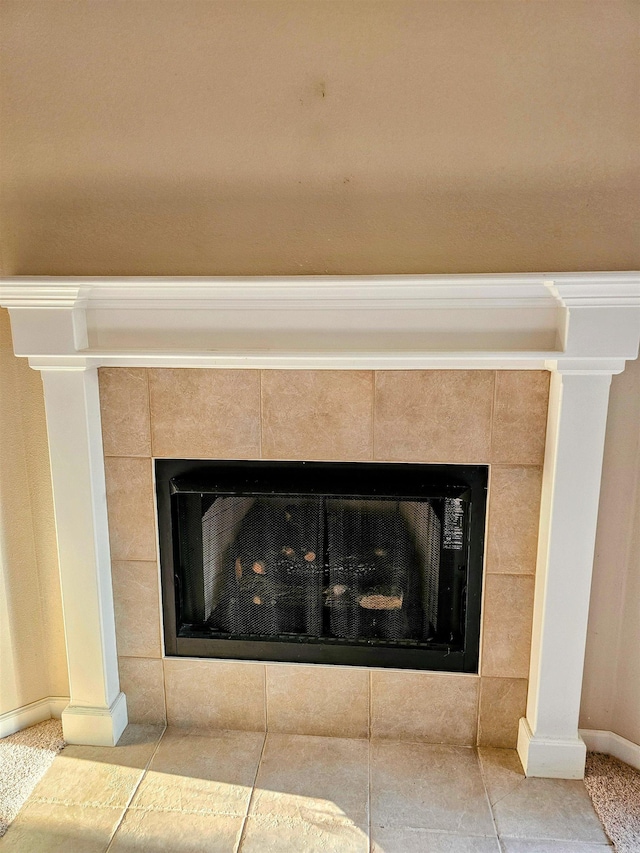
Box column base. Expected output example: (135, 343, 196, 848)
(61, 691, 128, 746)
(517, 717, 587, 779)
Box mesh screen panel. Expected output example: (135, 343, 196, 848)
(193, 495, 442, 644)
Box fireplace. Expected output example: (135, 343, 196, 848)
(157, 460, 487, 671)
(2, 273, 638, 778)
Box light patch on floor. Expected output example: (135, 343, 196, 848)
(0, 724, 623, 852)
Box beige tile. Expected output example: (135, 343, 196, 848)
(251, 733, 369, 826)
(481, 747, 613, 849)
(371, 740, 494, 836)
(241, 814, 369, 853)
(130, 728, 263, 816)
(481, 574, 535, 679)
(119, 657, 167, 725)
(370, 740, 494, 835)
(261, 370, 373, 461)
(371, 671, 479, 745)
(491, 776, 609, 844)
(114, 722, 164, 751)
(486, 467, 543, 574)
(30, 724, 161, 808)
(164, 658, 265, 731)
(478, 747, 526, 806)
(110, 722, 164, 761)
(149, 368, 260, 458)
(478, 678, 528, 748)
(110, 809, 243, 853)
(104, 457, 157, 561)
(99, 367, 151, 457)
(266, 664, 368, 738)
(375, 371, 494, 462)
(1, 801, 122, 853)
(492, 371, 550, 465)
(371, 826, 501, 852)
(500, 839, 611, 852)
(112, 561, 162, 658)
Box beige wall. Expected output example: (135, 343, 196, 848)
(0, 309, 68, 716)
(0, 1, 638, 276)
(581, 358, 640, 745)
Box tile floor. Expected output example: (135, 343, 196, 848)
(1, 725, 612, 852)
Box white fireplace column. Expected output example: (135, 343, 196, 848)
(39, 366, 127, 746)
(518, 365, 617, 778)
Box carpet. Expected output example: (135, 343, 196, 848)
(0, 718, 65, 837)
(585, 751, 640, 853)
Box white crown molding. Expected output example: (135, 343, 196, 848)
(1, 273, 639, 369)
(1, 272, 639, 307)
(545, 274, 640, 306)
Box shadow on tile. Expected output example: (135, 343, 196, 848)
(479, 748, 609, 845)
(371, 740, 495, 836)
(500, 840, 612, 852)
(372, 825, 501, 852)
(251, 733, 368, 825)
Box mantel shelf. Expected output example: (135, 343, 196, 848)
(1, 273, 639, 370)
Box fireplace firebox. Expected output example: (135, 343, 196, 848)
(156, 460, 487, 672)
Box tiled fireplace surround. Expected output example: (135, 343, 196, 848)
(101, 367, 548, 750)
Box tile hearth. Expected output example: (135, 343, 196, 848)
(2, 724, 611, 852)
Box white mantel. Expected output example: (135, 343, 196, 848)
(2, 272, 640, 779)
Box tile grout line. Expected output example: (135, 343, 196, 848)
(258, 369, 263, 460)
(235, 731, 268, 853)
(475, 674, 482, 747)
(146, 368, 153, 458)
(160, 658, 169, 730)
(263, 665, 268, 733)
(147, 369, 168, 720)
(368, 670, 372, 740)
(371, 370, 376, 461)
(489, 369, 497, 462)
(104, 724, 168, 853)
(475, 745, 502, 849)
(367, 723, 373, 853)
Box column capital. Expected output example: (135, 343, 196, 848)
(546, 358, 626, 376)
(29, 357, 94, 372)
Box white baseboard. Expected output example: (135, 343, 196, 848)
(0, 696, 69, 739)
(580, 728, 640, 772)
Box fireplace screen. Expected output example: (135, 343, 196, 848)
(157, 461, 487, 672)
